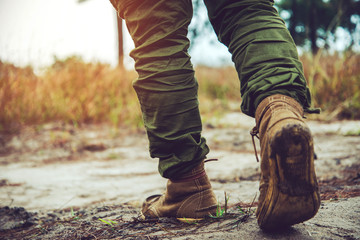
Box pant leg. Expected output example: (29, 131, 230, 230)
(203, 0, 312, 117)
(110, 0, 209, 178)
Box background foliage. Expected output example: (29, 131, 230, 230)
(189, 0, 360, 53)
(1, 0, 360, 132)
(276, 0, 360, 53)
(1, 52, 359, 132)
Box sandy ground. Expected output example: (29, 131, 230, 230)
(0, 112, 360, 239)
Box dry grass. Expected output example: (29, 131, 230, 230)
(0, 57, 141, 132)
(301, 52, 360, 119)
(1, 52, 359, 132)
(196, 65, 241, 119)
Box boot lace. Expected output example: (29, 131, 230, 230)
(250, 127, 260, 162)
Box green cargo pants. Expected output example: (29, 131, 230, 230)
(109, 0, 312, 178)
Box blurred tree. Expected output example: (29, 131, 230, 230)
(115, 15, 124, 69)
(276, 0, 360, 53)
(78, 0, 124, 69)
(188, 0, 213, 51)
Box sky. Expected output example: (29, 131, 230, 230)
(0, 0, 131, 70)
(0, 0, 231, 71)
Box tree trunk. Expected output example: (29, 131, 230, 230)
(117, 15, 124, 69)
(309, 1, 318, 54)
(289, 0, 298, 44)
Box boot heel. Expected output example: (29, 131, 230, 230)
(271, 124, 315, 195)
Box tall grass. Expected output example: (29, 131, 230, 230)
(0, 62, 41, 130)
(1, 52, 359, 132)
(0, 57, 141, 132)
(301, 52, 360, 119)
(196, 65, 241, 117)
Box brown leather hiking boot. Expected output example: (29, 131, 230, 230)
(252, 94, 320, 230)
(141, 161, 217, 221)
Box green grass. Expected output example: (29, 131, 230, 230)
(70, 207, 80, 220)
(209, 192, 230, 219)
(344, 129, 360, 136)
(98, 218, 118, 227)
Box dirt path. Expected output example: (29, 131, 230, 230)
(1, 113, 360, 239)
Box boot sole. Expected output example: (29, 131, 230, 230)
(177, 217, 204, 223)
(257, 123, 320, 231)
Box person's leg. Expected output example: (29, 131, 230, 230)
(204, 0, 311, 117)
(204, 0, 320, 230)
(109, 0, 217, 219)
(111, 0, 208, 179)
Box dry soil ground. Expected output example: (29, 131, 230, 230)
(0, 113, 360, 239)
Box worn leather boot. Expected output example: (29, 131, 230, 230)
(141, 161, 218, 221)
(252, 94, 320, 230)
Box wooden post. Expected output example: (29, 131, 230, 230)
(117, 15, 124, 69)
